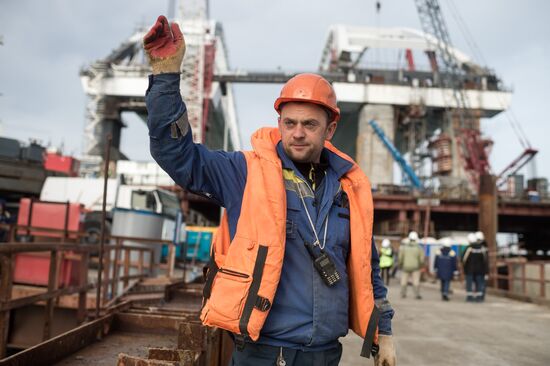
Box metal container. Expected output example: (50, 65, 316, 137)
(0, 137, 21, 159)
(20, 143, 45, 163)
(111, 208, 167, 277)
(506, 174, 524, 198)
(527, 178, 548, 199)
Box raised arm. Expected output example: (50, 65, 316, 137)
(144, 16, 246, 207)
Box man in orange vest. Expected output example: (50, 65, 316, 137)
(143, 16, 395, 366)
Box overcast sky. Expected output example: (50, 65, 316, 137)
(1, 0, 549, 180)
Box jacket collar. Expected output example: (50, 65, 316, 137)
(250, 127, 353, 179)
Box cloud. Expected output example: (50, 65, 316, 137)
(0, 0, 548, 180)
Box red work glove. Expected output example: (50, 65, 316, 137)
(143, 15, 186, 74)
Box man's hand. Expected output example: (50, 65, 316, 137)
(374, 335, 396, 366)
(143, 15, 185, 74)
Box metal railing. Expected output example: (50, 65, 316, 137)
(0, 223, 179, 359)
(493, 259, 550, 302)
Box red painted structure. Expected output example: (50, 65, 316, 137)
(44, 152, 80, 177)
(17, 199, 83, 239)
(14, 199, 84, 286)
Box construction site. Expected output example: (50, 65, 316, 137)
(0, 0, 549, 365)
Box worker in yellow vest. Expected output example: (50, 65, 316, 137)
(379, 239, 394, 285)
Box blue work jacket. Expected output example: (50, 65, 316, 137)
(145, 73, 393, 351)
(434, 247, 458, 281)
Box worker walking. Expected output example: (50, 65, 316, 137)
(379, 239, 394, 286)
(463, 233, 489, 302)
(143, 16, 395, 366)
(398, 231, 425, 299)
(434, 238, 457, 301)
(475, 231, 487, 247)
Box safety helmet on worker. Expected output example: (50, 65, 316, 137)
(274, 73, 340, 123)
(475, 231, 485, 243)
(381, 238, 391, 248)
(467, 233, 477, 244)
(440, 238, 452, 248)
(408, 231, 419, 242)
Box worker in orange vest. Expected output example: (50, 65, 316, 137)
(143, 16, 395, 366)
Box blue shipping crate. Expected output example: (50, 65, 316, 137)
(186, 230, 214, 262)
(161, 243, 184, 260)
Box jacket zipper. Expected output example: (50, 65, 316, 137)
(219, 268, 249, 278)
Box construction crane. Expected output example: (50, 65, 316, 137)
(369, 119, 423, 189)
(496, 148, 538, 188)
(414, 0, 538, 192)
(413, 0, 491, 189)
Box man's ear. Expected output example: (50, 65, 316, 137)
(325, 121, 337, 141)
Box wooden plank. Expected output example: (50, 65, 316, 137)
(110, 234, 173, 245)
(102, 246, 111, 306)
(123, 248, 131, 289)
(0, 243, 90, 254)
(1, 284, 94, 311)
(167, 244, 175, 278)
(0, 314, 113, 366)
(42, 250, 58, 341)
(149, 250, 155, 276)
(138, 251, 144, 274)
(111, 239, 122, 299)
(0, 254, 14, 359)
(78, 251, 90, 324)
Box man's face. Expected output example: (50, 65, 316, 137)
(278, 102, 337, 163)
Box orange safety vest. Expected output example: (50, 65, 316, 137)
(200, 127, 379, 356)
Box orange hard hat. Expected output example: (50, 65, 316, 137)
(274, 73, 340, 122)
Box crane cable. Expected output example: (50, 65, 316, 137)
(444, 0, 531, 150)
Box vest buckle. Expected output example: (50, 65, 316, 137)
(254, 296, 272, 312)
(234, 333, 246, 351)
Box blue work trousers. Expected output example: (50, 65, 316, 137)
(465, 274, 486, 301)
(440, 279, 451, 296)
(230, 342, 342, 366)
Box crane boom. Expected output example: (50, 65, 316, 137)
(368, 119, 423, 189)
(496, 148, 538, 187)
(414, 0, 490, 188)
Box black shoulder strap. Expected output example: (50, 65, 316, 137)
(360, 305, 380, 358)
(239, 245, 269, 337)
(203, 250, 218, 299)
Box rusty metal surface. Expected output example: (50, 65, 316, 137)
(114, 313, 185, 335)
(8, 306, 79, 349)
(0, 314, 113, 366)
(54, 331, 175, 366)
(177, 323, 206, 352)
(117, 353, 177, 366)
(1, 259, 230, 366)
(146, 348, 200, 365)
